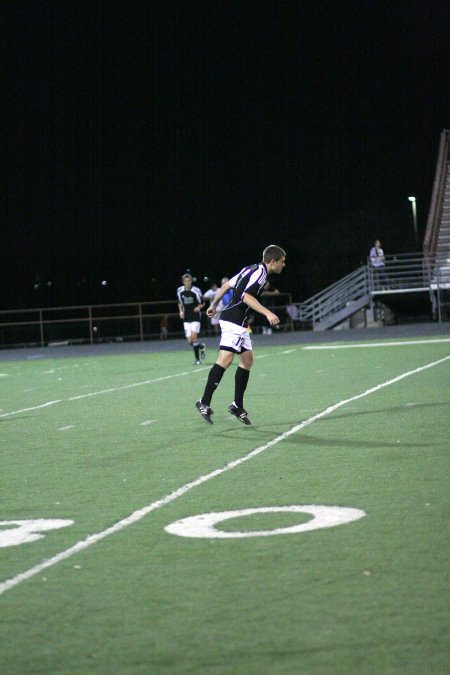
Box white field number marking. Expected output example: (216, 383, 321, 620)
(165, 505, 366, 538)
(0, 520, 73, 548)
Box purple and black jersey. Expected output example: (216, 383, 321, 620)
(220, 262, 267, 326)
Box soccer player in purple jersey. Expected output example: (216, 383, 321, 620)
(195, 245, 286, 425)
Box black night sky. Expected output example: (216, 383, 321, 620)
(4, 0, 450, 309)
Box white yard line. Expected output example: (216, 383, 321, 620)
(304, 338, 450, 350)
(1, 353, 448, 596)
(0, 367, 209, 419)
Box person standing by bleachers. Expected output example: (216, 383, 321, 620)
(369, 239, 390, 288)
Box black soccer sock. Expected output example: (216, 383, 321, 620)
(234, 366, 250, 408)
(192, 341, 200, 360)
(201, 363, 226, 405)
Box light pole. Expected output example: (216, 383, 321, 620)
(408, 196, 418, 245)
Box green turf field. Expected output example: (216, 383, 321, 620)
(1, 335, 449, 674)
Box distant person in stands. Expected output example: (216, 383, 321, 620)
(159, 315, 169, 340)
(177, 273, 206, 364)
(369, 239, 391, 288)
(286, 302, 300, 329)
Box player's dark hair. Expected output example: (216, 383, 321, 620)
(262, 245, 286, 263)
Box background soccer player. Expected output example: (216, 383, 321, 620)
(177, 273, 206, 364)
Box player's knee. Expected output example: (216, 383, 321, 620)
(240, 351, 253, 369)
(217, 351, 234, 369)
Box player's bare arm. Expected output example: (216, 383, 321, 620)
(242, 292, 280, 325)
(207, 282, 231, 317)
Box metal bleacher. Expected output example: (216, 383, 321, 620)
(424, 129, 450, 291)
(297, 129, 450, 331)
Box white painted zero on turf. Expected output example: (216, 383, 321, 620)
(164, 505, 366, 538)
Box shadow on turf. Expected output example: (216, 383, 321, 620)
(315, 400, 449, 422)
(214, 425, 431, 449)
(197, 401, 448, 434)
(283, 433, 431, 449)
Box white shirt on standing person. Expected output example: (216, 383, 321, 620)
(370, 240, 385, 268)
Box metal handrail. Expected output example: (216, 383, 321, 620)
(297, 253, 448, 329)
(298, 266, 368, 325)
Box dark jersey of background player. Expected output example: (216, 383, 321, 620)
(220, 263, 267, 327)
(176, 284, 203, 321)
(177, 274, 206, 364)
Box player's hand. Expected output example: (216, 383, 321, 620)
(207, 306, 216, 318)
(266, 311, 280, 326)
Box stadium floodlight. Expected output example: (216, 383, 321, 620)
(408, 196, 418, 243)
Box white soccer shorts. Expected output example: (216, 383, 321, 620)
(183, 321, 201, 338)
(219, 320, 252, 353)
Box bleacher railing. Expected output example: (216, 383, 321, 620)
(297, 253, 449, 329)
(368, 253, 435, 293)
(297, 266, 369, 327)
